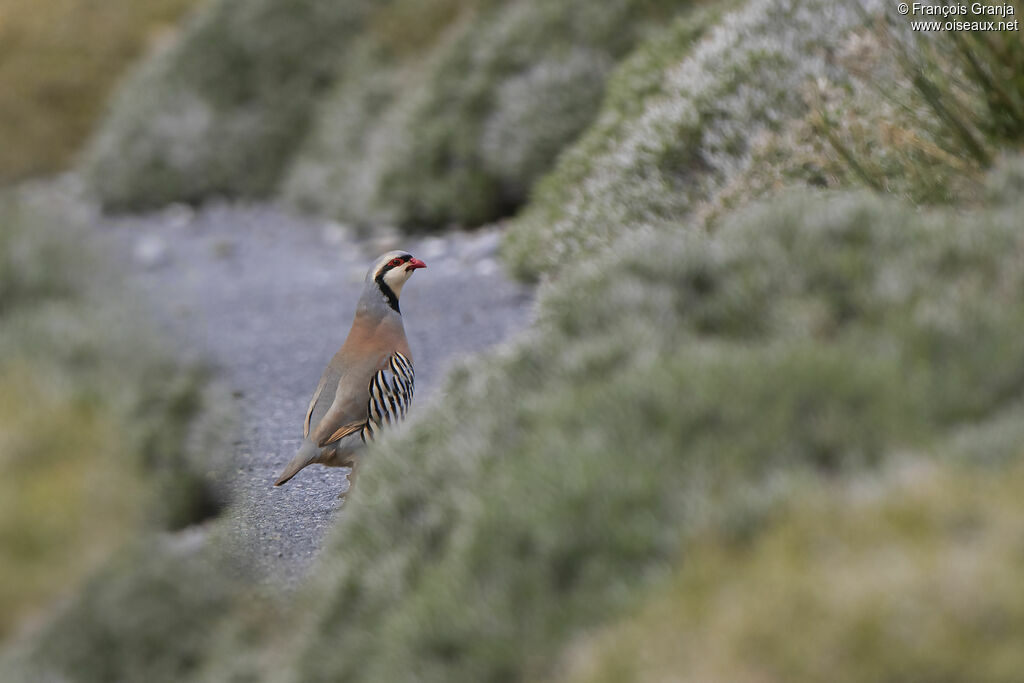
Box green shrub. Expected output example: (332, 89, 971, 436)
(83, 0, 683, 224)
(0, 194, 228, 640)
(0, 365, 140, 641)
(558, 454, 1024, 683)
(786, 0, 1024, 209)
(505, 0, 880, 279)
(505, 0, 1024, 281)
(693, 11, 1024, 233)
(283, 0, 681, 230)
(80, 0, 377, 210)
(1, 537, 252, 683)
(0, 0, 199, 183)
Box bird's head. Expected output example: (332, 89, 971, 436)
(368, 250, 426, 312)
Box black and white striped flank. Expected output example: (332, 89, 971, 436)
(361, 351, 415, 442)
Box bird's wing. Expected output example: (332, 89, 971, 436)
(311, 350, 416, 447)
(323, 421, 364, 446)
(303, 376, 327, 439)
(309, 350, 393, 448)
(303, 357, 342, 440)
(307, 310, 413, 449)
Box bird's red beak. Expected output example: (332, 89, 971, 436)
(406, 258, 427, 271)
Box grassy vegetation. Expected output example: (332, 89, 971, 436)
(1, 534, 267, 683)
(80, 0, 686, 226)
(80, 0, 379, 210)
(559, 455, 1024, 683)
(504, 0, 1024, 281)
(59, 0, 1024, 229)
(0, 0, 200, 182)
(790, 0, 1024, 205)
(279, 0, 483, 227)
(0, 193, 227, 641)
(0, 366, 139, 639)
(504, 0, 872, 279)
(283, 0, 681, 230)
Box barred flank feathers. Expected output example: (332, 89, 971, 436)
(361, 352, 415, 443)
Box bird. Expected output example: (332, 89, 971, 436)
(274, 250, 426, 490)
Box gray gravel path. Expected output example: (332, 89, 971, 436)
(97, 202, 534, 583)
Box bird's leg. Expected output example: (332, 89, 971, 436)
(339, 462, 360, 503)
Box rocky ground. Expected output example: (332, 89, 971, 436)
(93, 201, 534, 584)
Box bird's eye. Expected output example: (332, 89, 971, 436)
(390, 258, 402, 267)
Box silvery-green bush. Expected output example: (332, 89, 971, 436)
(83, 0, 688, 226)
(0, 193, 229, 645)
(804, 2, 1024, 204)
(504, 0, 883, 280)
(557, 452, 1024, 683)
(282, 0, 681, 230)
(505, 0, 1024, 281)
(1, 537, 251, 683)
(81, 0, 375, 210)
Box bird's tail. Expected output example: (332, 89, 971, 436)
(274, 440, 320, 486)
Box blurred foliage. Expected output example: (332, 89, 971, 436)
(81, 0, 685, 226)
(1, 534, 276, 683)
(505, 0, 1024, 280)
(0, 0, 199, 182)
(45, 0, 1024, 233)
(0, 366, 139, 640)
(0, 194, 228, 641)
(284, 0, 680, 230)
(505, 0, 875, 279)
(783, 0, 1024, 208)
(80, 0, 378, 210)
(559, 455, 1024, 683)
(689, 0, 1023, 228)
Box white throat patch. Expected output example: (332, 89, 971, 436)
(381, 264, 413, 299)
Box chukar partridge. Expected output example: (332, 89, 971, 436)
(274, 251, 426, 488)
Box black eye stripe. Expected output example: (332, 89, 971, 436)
(383, 255, 412, 270)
